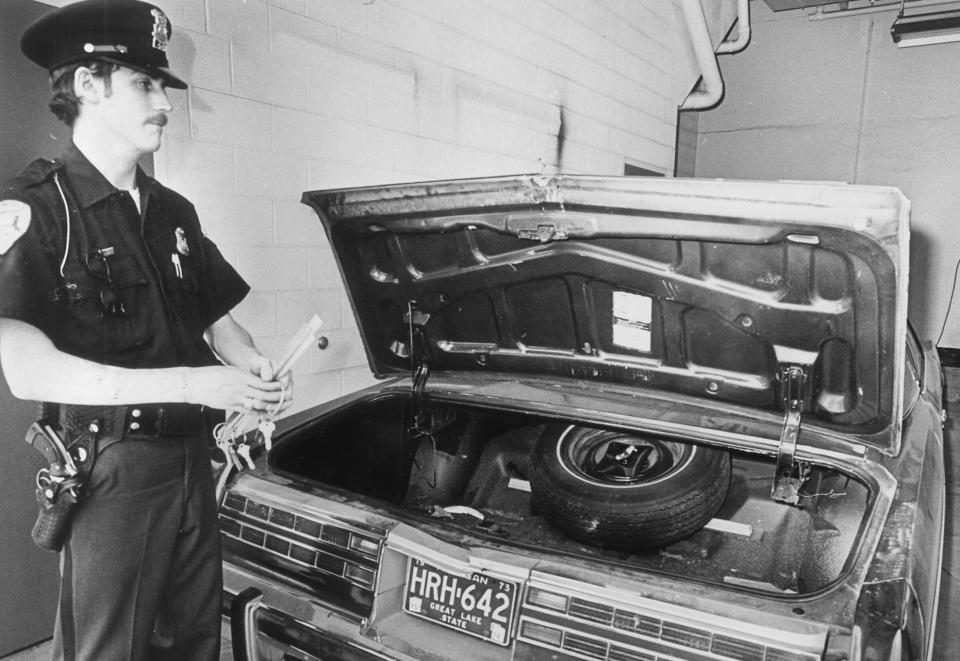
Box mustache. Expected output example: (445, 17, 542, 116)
(147, 115, 168, 127)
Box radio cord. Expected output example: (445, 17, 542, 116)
(53, 172, 71, 277)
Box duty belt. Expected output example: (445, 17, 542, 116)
(58, 403, 207, 438)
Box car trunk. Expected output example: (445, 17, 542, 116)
(268, 391, 872, 598)
(216, 176, 923, 661)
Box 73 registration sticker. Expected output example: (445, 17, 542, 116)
(403, 558, 518, 646)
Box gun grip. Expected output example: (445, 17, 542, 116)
(25, 421, 61, 466)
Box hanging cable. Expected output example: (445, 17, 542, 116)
(53, 172, 71, 277)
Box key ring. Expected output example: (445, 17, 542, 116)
(36, 468, 52, 490)
(268, 380, 287, 418)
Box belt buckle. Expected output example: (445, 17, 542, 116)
(155, 406, 168, 436)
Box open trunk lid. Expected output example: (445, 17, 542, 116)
(301, 175, 910, 456)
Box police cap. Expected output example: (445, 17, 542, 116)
(21, 0, 187, 89)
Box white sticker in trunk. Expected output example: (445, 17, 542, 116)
(612, 291, 652, 353)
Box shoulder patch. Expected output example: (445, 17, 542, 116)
(0, 200, 31, 255)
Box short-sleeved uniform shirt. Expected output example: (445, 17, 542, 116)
(0, 144, 249, 369)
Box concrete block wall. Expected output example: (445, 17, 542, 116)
(695, 2, 960, 346)
(151, 0, 720, 412)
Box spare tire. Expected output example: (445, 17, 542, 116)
(528, 424, 731, 550)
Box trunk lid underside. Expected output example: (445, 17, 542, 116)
(302, 175, 910, 455)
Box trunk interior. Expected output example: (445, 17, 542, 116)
(269, 393, 872, 597)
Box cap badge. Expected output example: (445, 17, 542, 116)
(0, 200, 31, 255)
(151, 8, 170, 52)
(175, 227, 190, 256)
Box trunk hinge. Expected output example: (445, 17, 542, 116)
(405, 300, 439, 446)
(771, 365, 811, 505)
(405, 301, 431, 407)
(412, 359, 429, 403)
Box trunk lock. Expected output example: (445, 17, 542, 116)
(772, 365, 811, 505)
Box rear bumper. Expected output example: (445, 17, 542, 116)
(222, 576, 394, 661)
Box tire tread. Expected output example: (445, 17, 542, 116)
(529, 425, 732, 550)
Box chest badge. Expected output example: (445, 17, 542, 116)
(175, 227, 190, 256)
(0, 200, 31, 255)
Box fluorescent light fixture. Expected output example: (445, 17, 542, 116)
(891, 6, 960, 47)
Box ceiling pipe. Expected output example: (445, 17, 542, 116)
(679, 0, 725, 110)
(808, 0, 958, 19)
(717, 0, 751, 53)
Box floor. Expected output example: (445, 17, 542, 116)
(6, 368, 960, 661)
(1, 629, 233, 661)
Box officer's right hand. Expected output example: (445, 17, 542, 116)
(246, 353, 294, 417)
(185, 365, 287, 415)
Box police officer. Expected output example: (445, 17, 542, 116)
(0, 1, 291, 659)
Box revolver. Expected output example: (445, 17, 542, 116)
(25, 420, 86, 551)
(27, 420, 79, 475)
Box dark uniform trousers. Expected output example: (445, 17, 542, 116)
(52, 432, 221, 661)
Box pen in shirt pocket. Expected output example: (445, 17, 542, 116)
(171, 253, 183, 278)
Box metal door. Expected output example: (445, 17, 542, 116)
(0, 1, 70, 654)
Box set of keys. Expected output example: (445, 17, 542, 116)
(217, 417, 276, 471)
(212, 314, 324, 494)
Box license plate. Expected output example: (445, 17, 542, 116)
(403, 558, 518, 646)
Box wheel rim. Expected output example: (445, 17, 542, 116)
(558, 427, 694, 487)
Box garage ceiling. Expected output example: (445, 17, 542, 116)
(763, 0, 841, 9)
(762, 0, 920, 11)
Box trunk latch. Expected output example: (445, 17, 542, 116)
(771, 365, 811, 505)
(516, 221, 571, 242)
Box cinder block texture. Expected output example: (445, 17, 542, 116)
(694, 2, 960, 343)
(155, 0, 734, 402)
